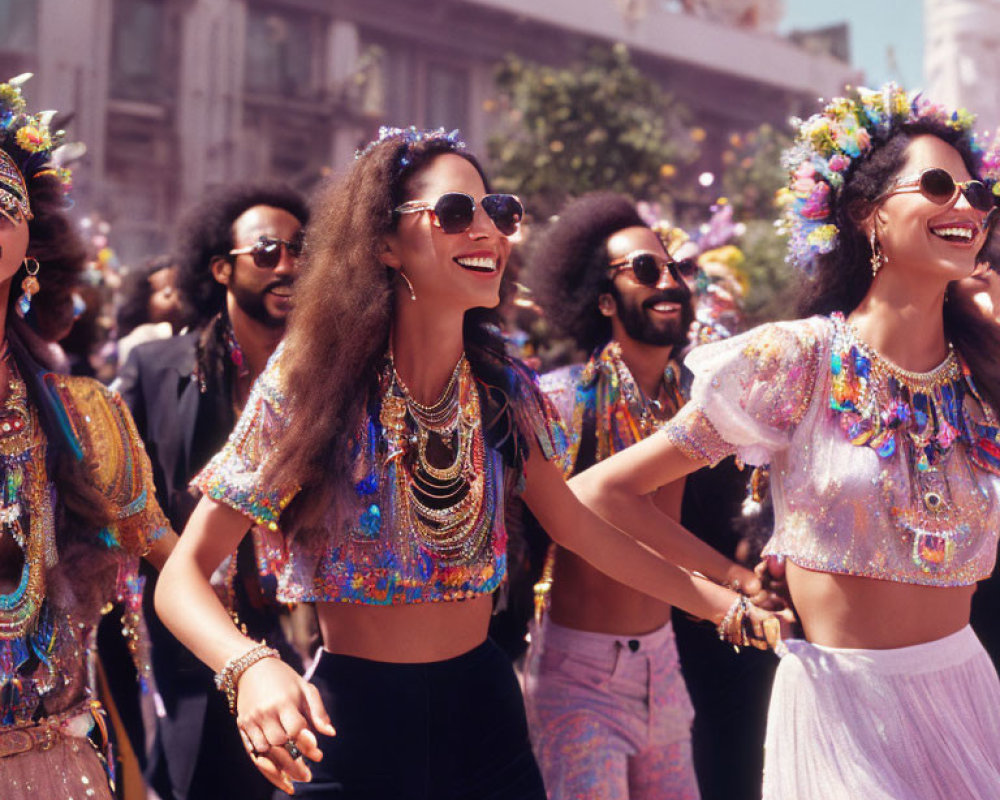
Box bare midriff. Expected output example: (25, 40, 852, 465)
(787, 561, 975, 649)
(315, 593, 494, 663)
(548, 547, 673, 635)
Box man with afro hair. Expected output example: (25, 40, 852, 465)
(522, 191, 705, 799)
(115, 183, 309, 800)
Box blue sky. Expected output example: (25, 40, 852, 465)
(781, 0, 923, 89)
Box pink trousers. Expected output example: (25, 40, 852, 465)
(524, 617, 699, 800)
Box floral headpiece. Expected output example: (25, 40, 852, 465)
(0, 74, 75, 223)
(778, 83, 984, 273)
(356, 125, 466, 172)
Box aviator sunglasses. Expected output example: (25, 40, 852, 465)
(609, 250, 698, 287)
(878, 167, 995, 213)
(229, 233, 305, 269)
(393, 192, 524, 236)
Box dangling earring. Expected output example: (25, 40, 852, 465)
(16, 258, 39, 318)
(869, 230, 886, 277)
(399, 270, 416, 301)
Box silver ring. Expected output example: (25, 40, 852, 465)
(284, 741, 303, 760)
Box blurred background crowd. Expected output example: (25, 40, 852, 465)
(3, 0, 990, 385)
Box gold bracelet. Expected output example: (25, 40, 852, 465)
(214, 642, 279, 714)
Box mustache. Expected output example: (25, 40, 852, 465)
(266, 277, 295, 292)
(642, 288, 690, 309)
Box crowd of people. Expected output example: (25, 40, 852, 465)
(0, 69, 999, 800)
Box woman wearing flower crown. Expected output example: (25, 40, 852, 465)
(154, 127, 788, 798)
(0, 75, 175, 798)
(571, 85, 1000, 798)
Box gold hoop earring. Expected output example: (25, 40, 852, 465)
(16, 258, 40, 318)
(399, 271, 416, 302)
(869, 230, 886, 277)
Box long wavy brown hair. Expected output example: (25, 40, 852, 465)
(266, 135, 526, 538)
(798, 119, 1000, 411)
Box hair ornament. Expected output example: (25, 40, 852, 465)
(355, 125, 466, 169)
(778, 83, 985, 273)
(0, 74, 81, 217)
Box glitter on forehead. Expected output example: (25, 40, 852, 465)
(0, 147, 30, 222)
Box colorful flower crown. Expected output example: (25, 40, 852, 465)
(0, 74, 74, 197)
(356, 125, 466, 172)
(778, 83, 985, 273)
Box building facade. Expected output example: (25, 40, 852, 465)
(2, 0, 858, 263)
(925, 0, 1000, 135)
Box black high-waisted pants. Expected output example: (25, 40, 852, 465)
(281, 639, 546, 799)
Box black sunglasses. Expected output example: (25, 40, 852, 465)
(609, 250, 698, 287)
(229, 234, 305, 269)
(879, 167, 995, 213)
(393, 192, 524, 236)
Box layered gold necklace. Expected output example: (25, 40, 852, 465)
(379, 354, 495, 564)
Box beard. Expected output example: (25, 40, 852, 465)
(611, 284, 693, 348)
(229, 272, 292, 330)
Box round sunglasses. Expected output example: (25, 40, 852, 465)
(393, 192, 524, 237)
(609, 250, 698, 287)
(879, 167, 995, 213)
(229, 233, 305, 269)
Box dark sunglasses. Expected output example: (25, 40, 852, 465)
(609, 250, 698, 287)
(393, 192, 524, 236)
(229, 234, 305, 269)
(879, 167, 995, 213)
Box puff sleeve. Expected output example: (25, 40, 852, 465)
(45, 375, 171, 556)
(663, 317, 828, 467)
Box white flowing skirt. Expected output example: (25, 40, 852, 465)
(763, 626, 1000, 799)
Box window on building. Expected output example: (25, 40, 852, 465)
(361, 37, 470, 132)
(0, 0, 37, 53)
(425, 62, 468, 132)
(110, 0, 170, 102)
(245, 6, 318, 98)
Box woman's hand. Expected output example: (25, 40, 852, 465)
(744, 602, 797, 650)
(753, 555, 793, 611)
(235, 657, 336, 793)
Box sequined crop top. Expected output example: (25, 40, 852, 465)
(194, 347, 565, 605)
(663, 315, 1000, 587)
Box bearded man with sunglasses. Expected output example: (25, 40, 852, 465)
(522, 192, 726, 800)
(114, 184, 309, 800)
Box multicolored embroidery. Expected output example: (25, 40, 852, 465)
(1, 372, 167, 725)
(195, 348, 564, 605)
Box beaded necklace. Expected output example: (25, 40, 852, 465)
(378, 353, 495, 564)
(564, 340, 685, 468)
(829, 312, 1000, 571)
(0, 361, 60, 723)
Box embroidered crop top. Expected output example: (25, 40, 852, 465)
(663, 315, 1000, 587)
(194, 347, 565, 605)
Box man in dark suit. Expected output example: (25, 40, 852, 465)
(116, 184, 309, 800)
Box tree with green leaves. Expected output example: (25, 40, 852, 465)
(487, 44, 697, 221)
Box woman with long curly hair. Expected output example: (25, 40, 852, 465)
(571, 86, 1000, 798)
(154, 127, 787, 798)
(0, 76, 175, 797)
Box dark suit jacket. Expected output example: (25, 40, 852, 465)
(118, 331, 281, 800)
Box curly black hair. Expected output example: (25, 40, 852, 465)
(525, 192, 646, 353)
(174, 184, 310, 328)
(116, 254, 175, 337)
(797, 119, 1000, 411)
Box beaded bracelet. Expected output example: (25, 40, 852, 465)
(214, 642, 279, 714)
(716, 594, 748, 650)
(717, 595, 782, 652)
